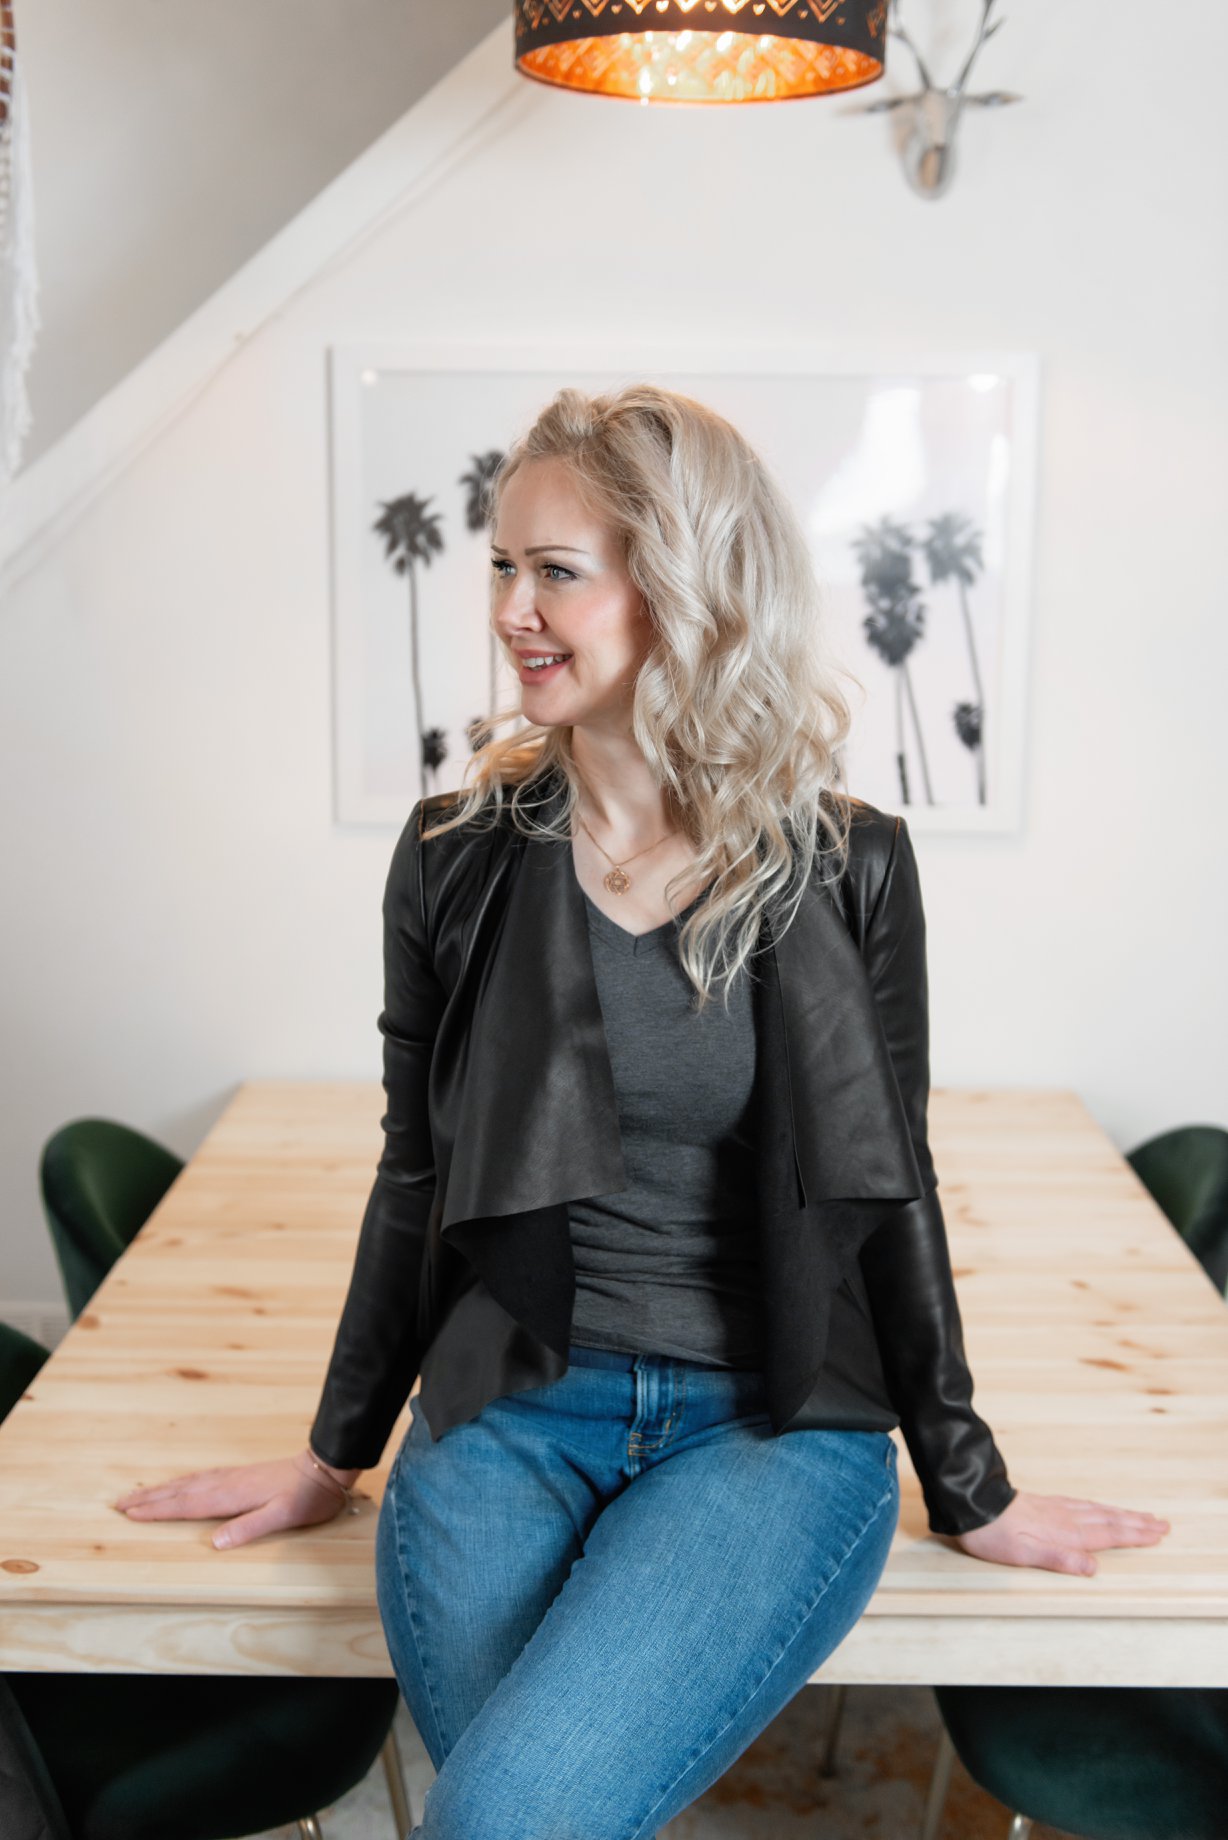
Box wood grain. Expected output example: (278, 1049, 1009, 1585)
(1, 1082, 1225, 1681)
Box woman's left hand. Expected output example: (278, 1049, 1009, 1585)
(949, 1490, 1171, 1574)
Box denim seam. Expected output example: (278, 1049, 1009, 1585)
(621, 1470, 898, 1840)
(628, 1366, 687, 1452)
(386, 1443, 450, 1767)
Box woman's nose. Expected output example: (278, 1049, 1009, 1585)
(494, 588, 545, 636)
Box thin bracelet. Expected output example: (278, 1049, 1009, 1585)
(303, 1449, 361, 1515)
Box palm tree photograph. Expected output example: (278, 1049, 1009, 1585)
(921, 511, 988, 804)
(852, 515, 933, 808)
(330, 349, 1035, 830)
(852, 507, 992, 809)
(371, 490, 446, 800)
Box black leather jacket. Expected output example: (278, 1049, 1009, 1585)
(309, 764, 1017, 1536)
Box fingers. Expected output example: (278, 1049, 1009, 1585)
(112, 1458, 347, 1546)
(956, 1492, 1174, 1577)
(1013, 1534, 1097, 1576)
(113, 1471, 264, 1522)
(212, 1488, 342, 1549)
(114, 1469, 228, 1509)
(1019, 1515, 1169, 1574)
(957, 1534, 1096, 1576)
(1051, 1502, 1171, 1548)
(1079, 1522, 1170, 1549)
(1050, 1496, 1171, 1529)
(1050, 1548, 1097, 1577)
(212, 1502, 295, 1550)
(116, 1491, 225, 1522)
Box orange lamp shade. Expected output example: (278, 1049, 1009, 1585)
(513, 1, 888, 104)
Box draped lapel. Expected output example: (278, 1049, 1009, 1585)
(770, 874, 926, 1206)
(432, 767, 624, 1356)
(438, 794, 626, 1234)
(431, 765, 928, 1388)
(753, 891, 927, 1422)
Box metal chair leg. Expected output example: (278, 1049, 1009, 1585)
(382, 1726, 412, 1838)
(1007, 1816, 1033, 1839)
(918, 1724, 955, 1840)
(297, 1819, 324, 1839)
(817, 1681, 847, 1777)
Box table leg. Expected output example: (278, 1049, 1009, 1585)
(382, 1726, 413, 1837)
(919, 1724, 955, 1840)
(817, 1681, 847, 1777)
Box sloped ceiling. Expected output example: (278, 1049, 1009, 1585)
(17, 0, 507, 471)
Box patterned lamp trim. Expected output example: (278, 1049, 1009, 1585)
(514, 0, 888, 102)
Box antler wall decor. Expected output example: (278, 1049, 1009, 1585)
(851, 0, 1023, 199)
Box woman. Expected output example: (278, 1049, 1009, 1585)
(117, 385, 1170, 1839)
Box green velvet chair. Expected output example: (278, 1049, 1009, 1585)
(25, 1115, 414, 1839)
(1127, 1124, 1228, 1296)
(916, 1121, 1228, 1840)
(40, 1118, 186, 1319)
(0, 1322, 407, 1840)
(925, 1683, 1228, 1840)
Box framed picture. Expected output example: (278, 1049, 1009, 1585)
(328, 341, 1039, 831)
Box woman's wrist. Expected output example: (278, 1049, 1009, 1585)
(304, 1446, 361, 1490)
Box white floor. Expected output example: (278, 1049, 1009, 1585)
(256, 1682, 1078, 1840)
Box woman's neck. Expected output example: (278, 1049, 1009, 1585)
(569, 730, 678, 846)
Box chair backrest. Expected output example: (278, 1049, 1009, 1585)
(39, 1118, 184, 1321)
(0, 1320, 49, 1424)
(0, 1674, 73, 1840)
(0, 1327, 74, 1840)
(1128, 1124, 1228, 1296)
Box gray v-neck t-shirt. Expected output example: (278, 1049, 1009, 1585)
(567, 883, 765, 1369)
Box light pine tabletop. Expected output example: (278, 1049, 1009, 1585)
(1, 1081, 1225, 1682)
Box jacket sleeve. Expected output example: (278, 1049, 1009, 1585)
(855, 814, 1019, 1536)
(307, 801, 446, 1471)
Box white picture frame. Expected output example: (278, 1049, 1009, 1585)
(328, 340, 1040, 832)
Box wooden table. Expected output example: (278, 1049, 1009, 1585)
(1, 1083, 1225, 1684)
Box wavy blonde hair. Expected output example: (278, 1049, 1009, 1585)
(422, 382, 858, 1014)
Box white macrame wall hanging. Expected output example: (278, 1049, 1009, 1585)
(0, 1, 40, 486)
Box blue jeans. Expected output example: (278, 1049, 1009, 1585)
(375, 1343, 900, 1840)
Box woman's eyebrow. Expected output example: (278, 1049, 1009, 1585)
(490, 543, 590, 556)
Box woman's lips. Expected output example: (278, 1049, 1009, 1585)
(517, 654, 572, 683)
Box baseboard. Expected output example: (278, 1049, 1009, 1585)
(1, 1301, 72, 1349)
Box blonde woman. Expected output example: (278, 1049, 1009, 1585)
(118, 385, 1169, 1838)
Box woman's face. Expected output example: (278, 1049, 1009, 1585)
(490, 457, 654, 732)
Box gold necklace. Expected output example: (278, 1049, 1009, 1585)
(576, 813, 675, 896)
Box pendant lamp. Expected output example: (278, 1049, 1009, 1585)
(513, 1, 887, 105)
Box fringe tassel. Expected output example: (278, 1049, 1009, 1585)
(0, 17, 41, 486)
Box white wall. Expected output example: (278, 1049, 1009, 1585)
(18, 0, 506, 465)
(3, 3, 1226, 1306)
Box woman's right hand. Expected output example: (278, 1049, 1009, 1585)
(112, 1450, 363, 1550)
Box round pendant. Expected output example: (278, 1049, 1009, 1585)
(603, 866, 631, 895)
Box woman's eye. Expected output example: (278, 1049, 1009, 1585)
(490, 560, 574, 582)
